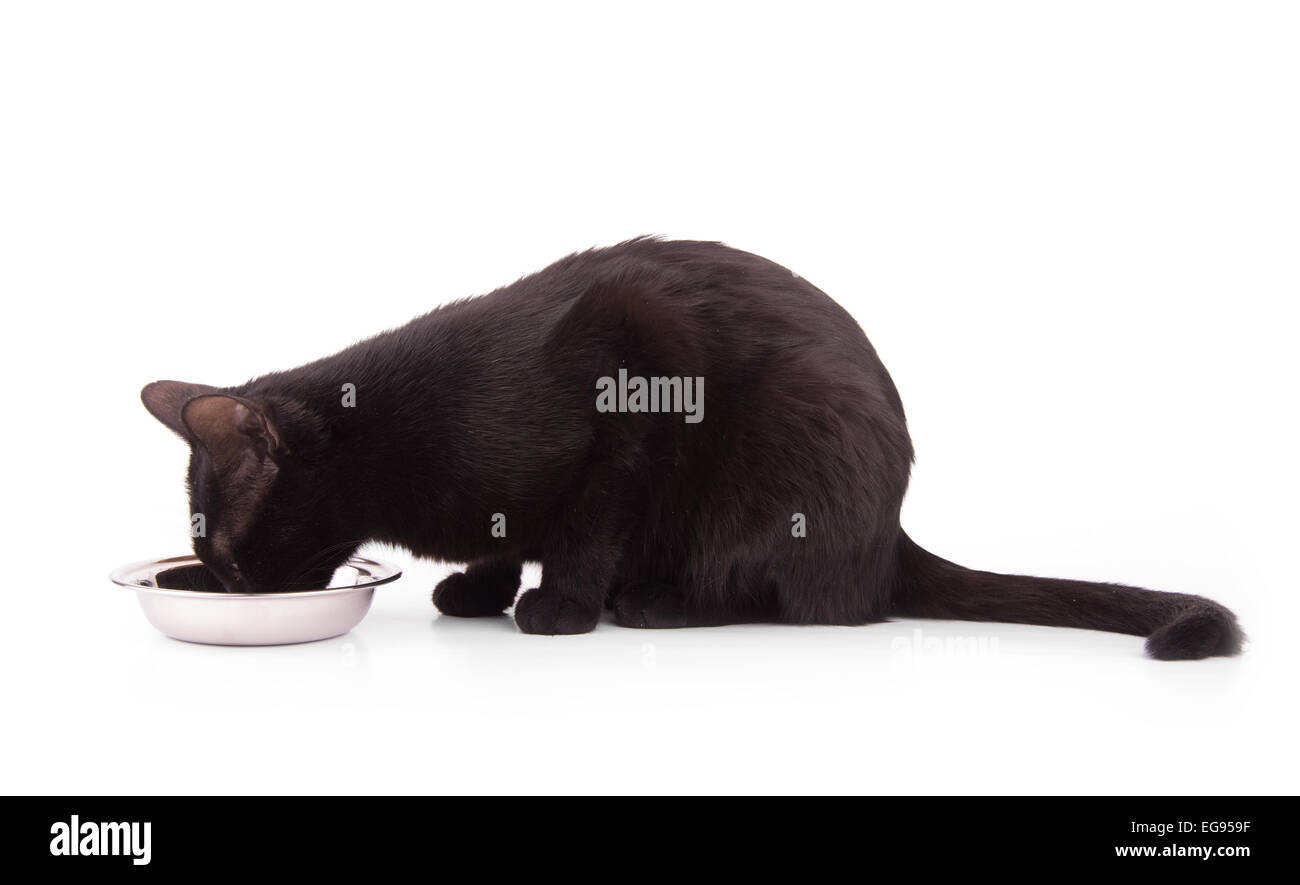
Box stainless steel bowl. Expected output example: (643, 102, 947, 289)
(110, 555, 402, 646)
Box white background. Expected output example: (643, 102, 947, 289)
(2, 2, 1296, 795)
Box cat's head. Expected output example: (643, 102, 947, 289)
(141, 380, 353, 592)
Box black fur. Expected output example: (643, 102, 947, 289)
(141, 237, 1243, 659)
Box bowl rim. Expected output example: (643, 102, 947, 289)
(109, 554, 403, 599)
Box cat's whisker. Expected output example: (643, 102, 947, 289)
(279, 538, 369, 591)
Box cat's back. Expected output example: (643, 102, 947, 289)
(538, 238, 891, 390)
(505, 238, 879, 361)
(525, 238, 909, 456)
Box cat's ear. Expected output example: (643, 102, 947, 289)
(181, 394, 285, 470)
(141, 380, 219, 439)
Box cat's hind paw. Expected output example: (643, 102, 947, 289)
(611, 581, 692, 629)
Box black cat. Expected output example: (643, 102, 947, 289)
(141, 237, 1242, 658)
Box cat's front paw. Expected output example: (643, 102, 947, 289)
(433, 571, 512, 618)
(513, 588, 600, 635)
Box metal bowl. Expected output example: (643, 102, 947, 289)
(109, 555, 402, 646)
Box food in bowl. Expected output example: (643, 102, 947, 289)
(109, 555, 402, 646)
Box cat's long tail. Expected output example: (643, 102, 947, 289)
(890, 533, 1243, 659)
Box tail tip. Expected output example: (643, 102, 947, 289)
(1145, 601, 1244, 660)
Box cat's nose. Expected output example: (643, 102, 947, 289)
(221, 568, 253, 594)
